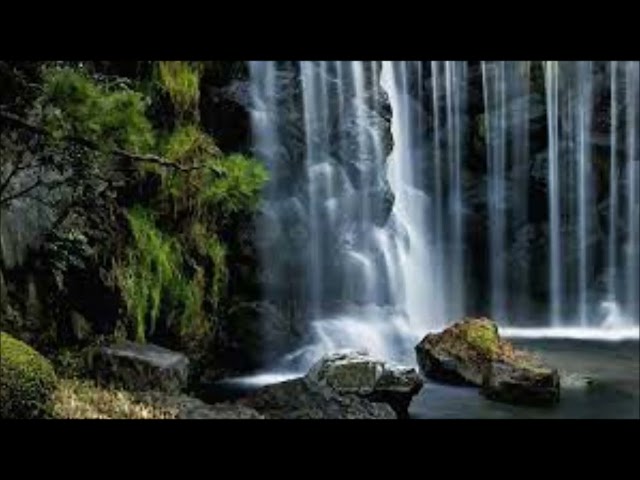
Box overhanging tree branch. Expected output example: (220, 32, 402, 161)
(0, 109, 222, 174)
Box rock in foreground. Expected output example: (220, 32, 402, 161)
(241, 377, 396, 419)
(92, 341, 189, 393)
(138, 392, 264, 419)
(415, 318, 559, 406)
(306, 351, 423, 417)
(482, 358, 560, 406)
(241, 351, 422, 419)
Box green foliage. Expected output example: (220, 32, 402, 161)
(191, 222, 227, 308)
(0, 331, 57, 419)
(156, 126, 267, 225)
(176, 268, 208, 347)
(156, 62, 202, 117)
(154, 125, 220, 216)
(38, 66, 155, 153)
(115, 206, 216, 347)
(116, 206, 181, 342)
(162, 124, 220, 165)
(200, 154, 269, 218)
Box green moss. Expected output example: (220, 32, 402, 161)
(156, 62, 202, 117)
(162, 124, 220, 165)
(38, 66, 155, 153)
(0, 332, 57, 419)
(462, 319, 501, 358)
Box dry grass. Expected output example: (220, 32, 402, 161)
(53, 379, 178, 419)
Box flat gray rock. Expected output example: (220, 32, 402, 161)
(93, 341, 189, 394)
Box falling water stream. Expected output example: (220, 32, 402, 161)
(244, 61, 640, 384)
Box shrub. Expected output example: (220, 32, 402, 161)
(0, 332, 58, 419)
(199, 154, 269, 219)
(38, 66, 155, 153)
(156, 62, 202, 117)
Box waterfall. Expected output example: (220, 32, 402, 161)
(382, 61, 434, 331)
(576, 61, 594, 326)
(248, 60, 639, 375)
(443, 61, 467, 323)
(607, 61, 619, 309)
(624, 61, 639, 323)
(541, 61, 637, 328)
(481, 61, 531, 324)
(482, 61, 508, 323)
(545, 61, 562, 326)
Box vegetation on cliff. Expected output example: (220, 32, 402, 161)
(0, 60, 266, 372)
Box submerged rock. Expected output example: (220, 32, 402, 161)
(92, 341, 189, 394)
(306, 351, 423, 417)
(415, 318, 560, 406)
(241, 377, 396, 419)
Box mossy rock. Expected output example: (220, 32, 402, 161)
(0, 332, 58, 418)
(415, 318, 502, 385)
(462, 319, 501, 358)
(415, 318, 560, 406)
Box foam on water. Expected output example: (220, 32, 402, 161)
(501, 327, 639, 341)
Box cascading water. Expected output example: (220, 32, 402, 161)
(545, 61, 562, 326)
(624, 61, 639, 324)
(431, 61, 468, 324)
(249, 61, 420, 372)
(482, 61, 509, 323)
(542, 61, 638, 328)
(247, 60, 639, 381)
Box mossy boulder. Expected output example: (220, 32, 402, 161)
(415, 318, 502, 385)
(415, 318, 560, 406)
(0, 332, 58, 418)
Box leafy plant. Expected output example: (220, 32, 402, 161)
(199, 154, 269, 218)
(115, 206, 219, 346)
(156, 62, 202, 117)
(116, 206, 182, 342)
(37, 66, 155, 153)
